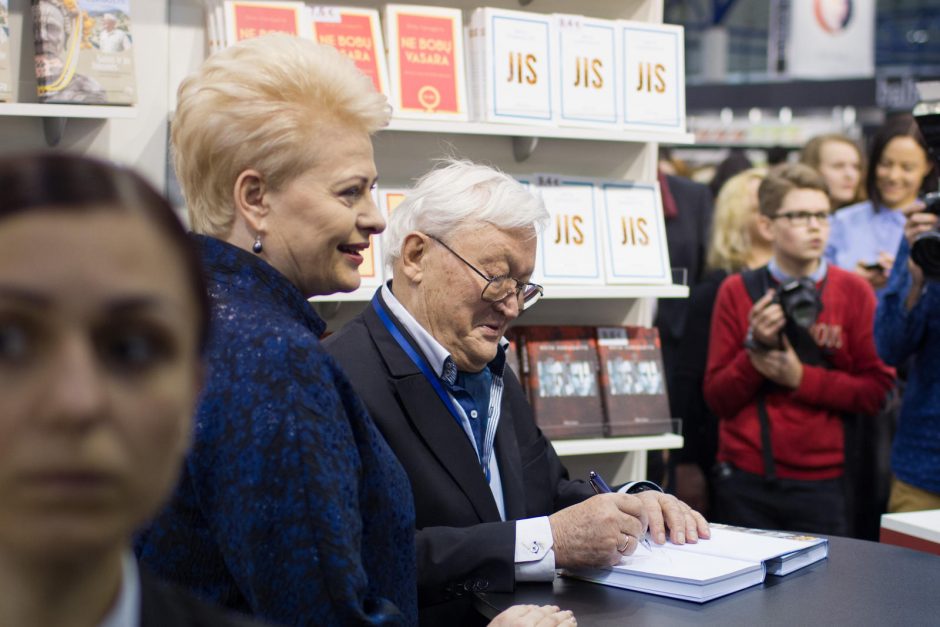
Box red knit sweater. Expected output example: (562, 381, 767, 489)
(703, 266, 895, 480)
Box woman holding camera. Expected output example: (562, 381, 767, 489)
(875, 200, 940, 513)
(826, 115, 937, 291)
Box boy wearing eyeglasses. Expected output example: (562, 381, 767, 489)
(704, 163, 894, 535)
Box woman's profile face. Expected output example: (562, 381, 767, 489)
(817, 140, 861, 205)
(0, 208, 202, 560)
(260, 124, 385, 297)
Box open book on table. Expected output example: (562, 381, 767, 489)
(565, 523, 828, 603)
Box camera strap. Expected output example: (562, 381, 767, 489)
(740, 266, 833, 483)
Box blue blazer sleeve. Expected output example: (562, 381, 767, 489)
(875, 238, 929, 366)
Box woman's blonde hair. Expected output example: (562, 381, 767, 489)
(706, 168, 766, 273)
(172, 34, 391, 236)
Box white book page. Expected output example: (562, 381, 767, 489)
(667, 525, 825, 563)
(610, 541, 759, 584)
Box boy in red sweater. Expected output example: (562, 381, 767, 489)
(704, 163, 894, 534)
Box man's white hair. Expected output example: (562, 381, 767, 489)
(383, 159, 549, 267)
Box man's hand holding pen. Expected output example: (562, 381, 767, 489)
(548, 492, 649, 568)
(547, 470, 712, 569)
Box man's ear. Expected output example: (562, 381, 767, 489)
(399, 232, 429, 283)
(233, 169, 268, 233)
(756, 214, 775, 243)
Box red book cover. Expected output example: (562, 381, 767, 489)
(385, 5, 466, 119)
(596, 326, 671, 436)
(225, 1, 303, 45)
(518, 326, 605, 440)
(310, 8, 388, 95)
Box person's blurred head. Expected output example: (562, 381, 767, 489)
(102, 13, 117, 31)
(173, 34, 390, 297)
(0, 153, 206, 565)
(866, 114, 937, 210)
(800, 134, 865, 208)
(706, 168, 768, 273)
(708, 149, 753, 198)
(757, 163, 832, 276)
(386, 160, 548, 372)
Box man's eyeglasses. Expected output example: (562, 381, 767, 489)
(428, 235, 544, 310)
(772, 210, 831, 227)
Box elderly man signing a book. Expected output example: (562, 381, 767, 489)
(324, 160, 710, 625)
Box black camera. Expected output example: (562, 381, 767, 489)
(912, 105, 940, 280)
(775, 278, 822, 330)
(910, 191, 940, 279)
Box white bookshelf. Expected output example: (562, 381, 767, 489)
(0, 103, 138, 118)
(386, 118, 695, 144)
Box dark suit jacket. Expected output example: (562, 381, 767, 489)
(323, 295, 594, 625)
(140, 568, 272, 627)
(655, 175, 714, 402)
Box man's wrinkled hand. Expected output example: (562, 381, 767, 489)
(549, 494, 647, 569)
(633, 490, 710, 545)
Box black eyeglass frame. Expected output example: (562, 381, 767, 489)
(427, 234, 544, 309)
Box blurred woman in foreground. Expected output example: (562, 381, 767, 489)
(0, 153, 267, 627)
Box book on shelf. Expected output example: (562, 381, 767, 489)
(503, 334, 523, 393)
(223, 0, 307, 46)
(554, 14, 619, 128)
(0, 0, 11, 101)
(567, 523, 829, 603)
(599, 180, 672, 285)
(32, 0, 136, 105)
(517, 326, 605, 440)
(356, 186, 386, 289)
(205, 1, 224, 55)
(620, 20, 685, 133)
(384, 4, 467, 121)
(466, 7, 555, 125)
(377, 186, 409, 217)
(531, 174, 604, 286)
(308, 5, 389, 97)
(596, 326, 672, 437)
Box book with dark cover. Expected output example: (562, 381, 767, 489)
(32, 0, 136, 105)
(518, 326, 604, 440)
(596, 326, 671, 436)
(502, 334, 522, 392)
(0, 0, 11, 101)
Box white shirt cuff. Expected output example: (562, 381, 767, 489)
(513, 516, 555, 582)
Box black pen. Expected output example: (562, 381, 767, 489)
(589, 470, 652, 551)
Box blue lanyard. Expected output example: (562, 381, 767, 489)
(372, 294, 491, 479)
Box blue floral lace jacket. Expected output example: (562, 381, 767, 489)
(136, 235, 417, 625)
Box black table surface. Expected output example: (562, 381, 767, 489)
(475, 536, 940, 626)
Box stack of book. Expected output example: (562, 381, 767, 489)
(511, 325, 671, 440)
(568, 523, 829, 602)
(207, 2, 686, 132)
